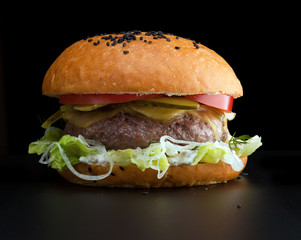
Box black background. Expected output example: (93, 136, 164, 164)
(0, 4, 299, 154)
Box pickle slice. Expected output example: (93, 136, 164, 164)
(73, 104, 107, 111)
(128, 104, 186, 123)
(41, 110, 63, 129)
(139, 97, 200, 109)
(60, 104, 74, 112)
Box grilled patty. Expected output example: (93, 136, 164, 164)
(63, 112, 227, 150)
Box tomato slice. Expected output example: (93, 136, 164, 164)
(184, 94, 233, 112)
(59, 94, 165, 105)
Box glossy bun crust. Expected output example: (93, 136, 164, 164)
(42, 31, 243, 98)
(58, 157, 247, 188)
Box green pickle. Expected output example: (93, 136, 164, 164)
(138, 97, 200, 109)
(73, 104, 107, 111)
(41, 110, 63, 129)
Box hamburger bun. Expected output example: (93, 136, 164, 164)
(42, 32, 243, 98)
(58, 157, 247, 188)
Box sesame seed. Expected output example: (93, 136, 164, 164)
(111, 40, 117, 46)
(85, 31, 202, 56)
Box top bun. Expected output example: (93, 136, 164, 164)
(42, 31, 243, 98)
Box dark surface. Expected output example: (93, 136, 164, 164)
(1, 151, 301, 240)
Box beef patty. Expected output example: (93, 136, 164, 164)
(63, 112, 227, 150)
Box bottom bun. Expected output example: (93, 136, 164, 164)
(58, 157, 247, 188)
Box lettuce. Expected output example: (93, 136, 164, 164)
(49, 135, 96, 171)
(29, 128, 262, 180)
(28, 127, 63, 155)
(235, 135, 262, 157)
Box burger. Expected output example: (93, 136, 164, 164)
(28, 30, 262, 187)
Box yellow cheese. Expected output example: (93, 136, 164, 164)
(62, 108, 121, 128)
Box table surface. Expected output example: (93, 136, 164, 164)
(1, 151, 301, 240)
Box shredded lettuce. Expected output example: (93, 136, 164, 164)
(28, 128, 262, 180)
(235, 135, 262, 157)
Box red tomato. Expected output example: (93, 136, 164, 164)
(59, 94, 165, 105)
(184, 94, 233, 112)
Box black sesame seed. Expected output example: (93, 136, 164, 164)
(148, 41, 152, 44)
(175, 46, 181, 49)
(123, 50, 129, 54)
(166, 38, 171, 42)
(140, 37, 143, 40)
(144, 40, 147, 43)
(88, 39, 93, 42)
(106, 42, 110, 46)
(176, 36, 180, 40)
(93, 42, 98, 46)
(122, 42, 126, 47)
(119, 166, 125, 171)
